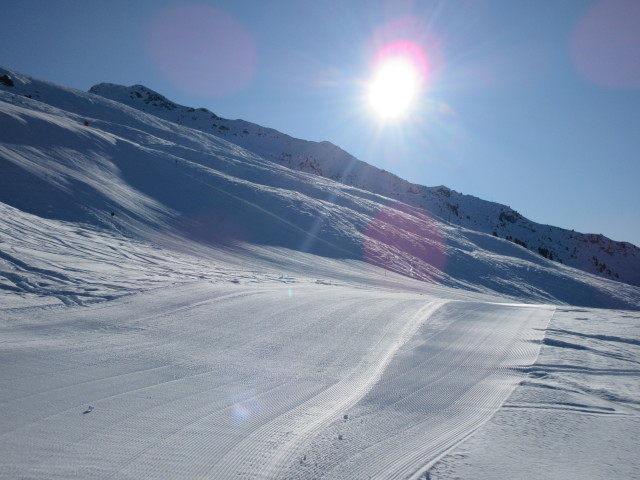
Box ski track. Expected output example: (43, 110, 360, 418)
(279, 302, 553, 480)
(0, 282, 554, 479)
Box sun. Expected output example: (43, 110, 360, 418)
(368, 58, 419, 119)
(367, 41, 428, 121)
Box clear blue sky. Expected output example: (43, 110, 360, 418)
(1, 0, 639, 245)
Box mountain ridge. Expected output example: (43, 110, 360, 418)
(87, 79, 639, 287)
(1, 65, 638, 308)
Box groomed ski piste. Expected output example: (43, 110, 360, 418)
(1, 67, 639, 479)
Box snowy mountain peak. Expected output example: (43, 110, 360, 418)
(89, 83, 222, 119)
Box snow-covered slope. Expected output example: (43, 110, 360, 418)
(429, 305, 640, 480)
(1, 66, 639, 480)
(1, 66, 638, 309)
(88, 80, 640, 288)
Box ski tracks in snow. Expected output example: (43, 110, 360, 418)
(279, 302, 554, 480)
(0, 283, 554, 479)
(207, 301, 445, 479)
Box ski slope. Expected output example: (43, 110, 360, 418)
(1, 67, 639, 479)
(1, 281, 553, 479)
(429, 306, 640, 479)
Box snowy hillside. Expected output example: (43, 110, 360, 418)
(0, 66, 638, 306)
(1, 66, 638, 308)
(1, 66, 639, 480)
(87, 81, 640, 288)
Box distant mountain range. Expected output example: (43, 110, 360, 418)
(1, 66, 638, 309)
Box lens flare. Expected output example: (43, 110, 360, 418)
(230, 387, 263, 424)
(571, 0, 640, 89)
(147, 5, 256, 98)
(363, 205, 445, 282)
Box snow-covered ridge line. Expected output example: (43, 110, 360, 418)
(1, 65, 639, 308)
(86, 78, 639, 287)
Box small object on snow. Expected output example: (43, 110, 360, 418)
(83, 405, 94, 414)
(337, 434, 343, 440)
(343, 414, 348, 420)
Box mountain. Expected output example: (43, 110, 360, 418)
(88, 81, 640, 287)
(0, 66, 639, 309)
(1, 66, 639, 480)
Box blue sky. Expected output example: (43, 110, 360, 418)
(1, 0, 639, 245)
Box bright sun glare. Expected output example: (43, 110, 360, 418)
(369, 58, 419, 119)
(367, 41, 428, 121)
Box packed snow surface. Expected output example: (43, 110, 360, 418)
(429, 307, 640, 479)
(1, 282, 553, 479)
(1, 67, 639, 479)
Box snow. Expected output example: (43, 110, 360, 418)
(428, 307, 640, 479)
(1, 66, 639, 479)
(87, 79, 640, 288)
(1, 282, 555, 479)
